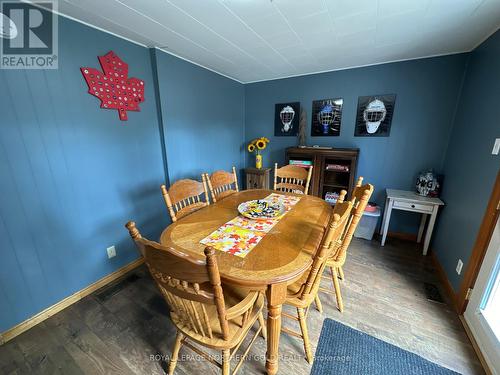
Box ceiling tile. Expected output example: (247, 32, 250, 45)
(245, 13, 293, 38)
(274, 0, 328, 20)
(426, 0, 484, 16)
(376, 11, 423, 46)
(325, 0, 377, 18)
(45, 0, 500, 82)
(221, 0, 278, 21)
(378, 0, 430, 17)
(334, 11, 377, 37)
(266, 31, 302, 50)
(288, 11, 334, 35)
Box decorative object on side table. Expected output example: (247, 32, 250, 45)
(81, 51, 145, 121)
(275, 102, 300, 136)
(416, 170, 442, 197)
(247, 137, 269, 169)
(311, 98, 343, 136)
(354, 94, 396, 136)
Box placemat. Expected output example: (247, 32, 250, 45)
(200, 193, 301, 257)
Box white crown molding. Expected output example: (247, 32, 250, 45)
(20, 1, 497, 85)
(471, 25, 500, 50)
(155, 47, 244, 84)
(21, 0, 244, 84)
(243, 50, 470, 85)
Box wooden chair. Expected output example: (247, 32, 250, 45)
(161, 178, 210, 222)
(319, 182, 374, 312)
(273, 163, 313, 195)
(125, 221, 267, 375)
(337, 175, 364, 281)
(205, 167, 239, 203)
(280, 198, 353, 363)
(352, 176, 365, 200)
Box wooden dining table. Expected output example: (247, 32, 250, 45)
(160, 189, 332, 374)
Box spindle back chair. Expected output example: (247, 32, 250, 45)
(352, 176, 365, 199)
(205, 167, 239, 203)
(320, 182, 374, 312)
(273, 163, 313, 195)
(125, 221, 266, 375)
(161, 178, 210, 222)
(281, 197, 353, 363)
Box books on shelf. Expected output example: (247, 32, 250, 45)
(289, 160, 312, 168)
(325, 164, 349, 172)
(324, 191, 340, 205)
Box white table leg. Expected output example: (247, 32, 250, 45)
(380, 197, 390, 235)
(422, 206, 439, 255)
(417, 214, 427, 243)
(381, 199, 393, 246)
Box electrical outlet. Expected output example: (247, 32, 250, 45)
(107, 245, 116, 259)
(456, 259, 463, 275)
(492, 138, 500, 155)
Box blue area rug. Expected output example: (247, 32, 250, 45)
(311, 319, 460, 375)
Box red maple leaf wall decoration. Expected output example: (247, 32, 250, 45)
(80, 51, 145, 121)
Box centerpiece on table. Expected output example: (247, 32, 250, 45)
(238, 199, 285, 220)
(247, 137, 270, 169)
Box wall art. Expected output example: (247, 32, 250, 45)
(275, 102, 300, 136)
(354, 94, 396, 136)
(311, 98, 343, 136)
(81, 51, 145, 121)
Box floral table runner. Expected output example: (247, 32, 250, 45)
(200, 193, 301, 258)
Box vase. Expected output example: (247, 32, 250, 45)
(416, 170, 438, 196)
(255, 154, 262, 169)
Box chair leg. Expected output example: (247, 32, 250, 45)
(297, 308, 313, 363)
(168, 331, 184, 375)
(222, 349, 231, 375)
(314, 295, 323, 313)
(329, 266, 336, 287)
(258, 312, 267, 340)
(338, 266, 345, 281)
(332, 267, 344, 312)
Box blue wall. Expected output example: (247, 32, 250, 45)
(0, 17, 167, 331)
(0, 16, 246, 332)
(244, 55, 468, 234)
(0, 7, 495, 334)
(153, 50, 245, 184)
(434, 30, 500, 291)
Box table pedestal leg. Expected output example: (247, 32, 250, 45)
(266, 283, 287, 375)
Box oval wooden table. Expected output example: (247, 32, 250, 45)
(160, 189, 332, 374)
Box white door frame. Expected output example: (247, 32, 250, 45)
(464, 217, 500, 374)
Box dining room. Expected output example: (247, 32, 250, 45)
(0, 1, 499, 374)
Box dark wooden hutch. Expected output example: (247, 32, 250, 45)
(285, 147, 359, 201)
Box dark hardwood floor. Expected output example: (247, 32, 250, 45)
(0, 237, 484, 374)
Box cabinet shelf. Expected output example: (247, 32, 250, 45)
(325, 168, 350, 173)
(323, 183, 349, 190)
(285, 147, 359, 199)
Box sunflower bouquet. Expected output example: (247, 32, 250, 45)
(247, 137, 270, 169)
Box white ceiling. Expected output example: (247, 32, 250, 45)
(40, 0, 500, 83)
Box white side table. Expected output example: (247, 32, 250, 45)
(380, 189, 444, 255)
